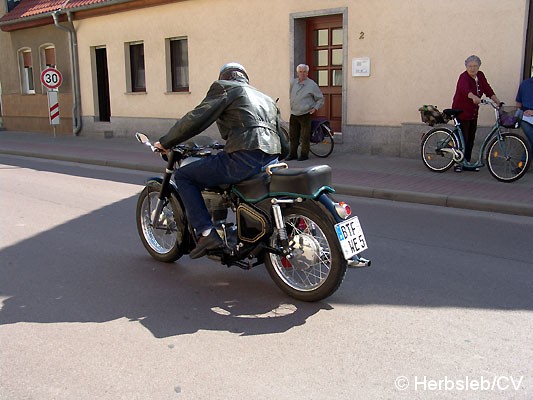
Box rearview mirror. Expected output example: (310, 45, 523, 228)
(135, 132, 150, 145)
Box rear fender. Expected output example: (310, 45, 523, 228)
(316, 193, 345, 224)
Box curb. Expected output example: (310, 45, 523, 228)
(2, 149, 533, 217)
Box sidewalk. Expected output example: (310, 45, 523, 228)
(1, 130, 533, 217)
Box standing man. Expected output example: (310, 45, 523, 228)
(515, 77, 533, 149)
(288, 64, 324, 161)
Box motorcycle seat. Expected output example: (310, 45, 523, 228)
(270, 165, 332, 197)
(233, 165, 333, 202)
(232, 172, 271, 201)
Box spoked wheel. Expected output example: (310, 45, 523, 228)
(136, 182, 189, 262)
(486, 133, 531, 182)
(421, 128, 458, 172)
(265, 202, 347, 302)
(310, 124, 335, 158)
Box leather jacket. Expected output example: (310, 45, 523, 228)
(159, 78, 282, 155)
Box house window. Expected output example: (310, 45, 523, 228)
(40, 45, 56, 68)
(19, 49, 35, 94)
(127, 42, 145, 92)
(168, 37, 189, 92)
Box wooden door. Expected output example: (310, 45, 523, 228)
(306, 15, 343, 132)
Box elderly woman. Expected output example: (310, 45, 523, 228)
(452, 55, 500, 172)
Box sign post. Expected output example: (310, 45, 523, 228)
(40, 67, 63, 136)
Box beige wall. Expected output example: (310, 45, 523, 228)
(76, 0, 529, 129)
(342, 0, 527, 126)
(73, 0, 528, 139)
(76, 0, 293, 120)
(0, 23, 73, 134)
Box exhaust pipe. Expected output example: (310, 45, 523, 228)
(347, 255, 371, 268)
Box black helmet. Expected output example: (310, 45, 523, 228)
(219, 62, 249, 83)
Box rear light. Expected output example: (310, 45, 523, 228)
(335, 201, 352, 219)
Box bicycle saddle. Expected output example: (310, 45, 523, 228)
(442, 109, 462, 118)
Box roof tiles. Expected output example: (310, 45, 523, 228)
(0, 0, 114, 23)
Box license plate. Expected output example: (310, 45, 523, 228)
(334, 216, 368, 259)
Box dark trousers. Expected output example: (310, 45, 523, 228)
(173, 150, 277, 234)
(460, 118, 478, 162)
(289, 113, 312, 158)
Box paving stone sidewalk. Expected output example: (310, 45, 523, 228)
(1, 130, 532, 217)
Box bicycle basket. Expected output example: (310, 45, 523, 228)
(498, 106, 523, 129)
(311, 119, 331, 143)
(419, 105, 449, 126)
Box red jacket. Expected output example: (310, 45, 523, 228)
(452, 70, 495, 120)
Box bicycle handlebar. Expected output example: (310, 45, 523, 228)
(480, 98, 505, 109)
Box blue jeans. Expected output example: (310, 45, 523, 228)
(173, 150, 277, 234)
(521, 121, 533, 150)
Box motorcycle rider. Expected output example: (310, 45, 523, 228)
(155, 62, 283, 259)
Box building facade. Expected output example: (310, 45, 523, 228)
(1, 0, 532, 157)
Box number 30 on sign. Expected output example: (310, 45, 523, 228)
(41, 67, 63, 90)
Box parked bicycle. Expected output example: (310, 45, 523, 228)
(309, 119, 335, 158)
(279, 119, 335, 159)
(419, 99, 530, 182)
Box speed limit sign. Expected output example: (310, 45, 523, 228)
(41, 67, 63, 90)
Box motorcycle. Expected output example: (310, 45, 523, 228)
(135, 132, 371, 302)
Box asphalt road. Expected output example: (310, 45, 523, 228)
(1, 155, 532, 400)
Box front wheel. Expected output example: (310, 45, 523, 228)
(136, 182, 189, 262)
(486, 133, 531, 182)
(421, 127, 458, 172)
(264, 201, 347, 302)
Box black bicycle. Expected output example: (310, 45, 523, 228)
(309, 119, 335, 158)
(279, 119, 335, 158)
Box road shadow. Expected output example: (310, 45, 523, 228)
(1, 157, 532, 341)
(0, 194, 331, 338)
(336, 199, 533, 310)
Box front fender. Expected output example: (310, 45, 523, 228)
(144, 177, 185, 208)
(145, 176, 179, 194)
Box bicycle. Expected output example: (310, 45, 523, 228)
(419, 99, 531, 182)
(279, 119, 335, 159)
(310, 119, 335, 158)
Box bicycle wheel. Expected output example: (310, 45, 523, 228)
(310, 125, 334, 158)
(486, 133, 531, 182)
(421, 127, 458, 172)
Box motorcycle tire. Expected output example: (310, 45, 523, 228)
(264, 201, 347, 302)
(136, 182, 189, 263)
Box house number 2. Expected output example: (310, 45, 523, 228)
(359, 32, 365, 39)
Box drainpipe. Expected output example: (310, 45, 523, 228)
(52, 11, 82, 136)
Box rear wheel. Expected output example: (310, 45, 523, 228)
(421, 128, 458, 172)
(264, 201, 347, 302)
(486, 133, 530, 182)
(136, 182, 189, 262)
(310, 124, 335, 158)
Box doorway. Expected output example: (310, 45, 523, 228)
(95, 47, 111, 122)
(305, 14, 343, 132)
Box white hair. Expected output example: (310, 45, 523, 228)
(465, 55, 481, 67)
(296, 64, 309, 72)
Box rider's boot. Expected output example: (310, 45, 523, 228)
(190, 229, 224, 259)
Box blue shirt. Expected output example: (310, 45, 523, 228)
(515, 78, 533, 110)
